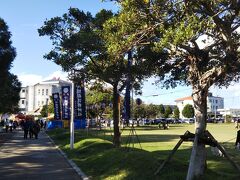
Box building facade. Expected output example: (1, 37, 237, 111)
(218, 108, 240, 117)
(175, 92, 224, 118)
(18, 78, 71, 114)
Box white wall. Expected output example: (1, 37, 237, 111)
(19, 79, 71, 114)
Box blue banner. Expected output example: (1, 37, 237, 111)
(74, 80, 86, 128)
(124, 80, 131, 120)
(52, 93, 61, 120)
(62, 86, 71, 120)
(124, 51, 132, 122)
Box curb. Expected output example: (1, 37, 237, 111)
(45, 131, 89, 180)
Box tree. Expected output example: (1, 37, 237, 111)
(182, 104, 195, 119)
(38, 9, 151, 147)
(40, 97, 54, 117)
(173, 107, 180, 119)
(164, 105, 172, 118)
(145, 103, 158, 119)
(103, 0, 240, 178)
(133, 104, 146, 119)
(159, 104, 165, 117)
(86, 87, 113, 120)
(0, 18, 21, 113)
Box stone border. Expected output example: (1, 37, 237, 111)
(45, 131, 89, 180)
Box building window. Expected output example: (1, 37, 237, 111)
(209, 99, 212, 102)
(22, 89, 25, 93)
(46, 89, 49, 95)
(38, 89, 40, 95)
(42, 89, 44, 95)
(21, 100, 25, 105)
(38, 101, 40, 106)
(216, 106, 218, 110)
(42, 101, 44, 105)
(215, 100, 218, 103)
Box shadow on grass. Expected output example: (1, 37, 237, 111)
(47, 128, 240, 180)
(69, 142, 240, 180)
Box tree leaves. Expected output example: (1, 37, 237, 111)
(0, 18, 21, 113)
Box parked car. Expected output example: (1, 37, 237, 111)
(183, 118, 195, 123)
(152, 118, 164, 125)
(173, 119, 183, 124)
(207, 118, 214, 123)
(143, 119, 151, 125)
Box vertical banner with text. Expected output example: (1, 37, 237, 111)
(62, 86, 71, 120)
(124, 51, 132, 123)
(74, 80, 86, 128)
(52, 93, 61, 120)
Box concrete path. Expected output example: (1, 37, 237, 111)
(0, 130, 81, 180)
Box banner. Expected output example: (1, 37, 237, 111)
(52, 93, 61, 120)
(124, 51, 132, 122)
(124, 80, 131, 120)
(62, 86, 71, 120)
(74, 80, 86, 128)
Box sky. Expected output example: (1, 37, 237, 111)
(1, 0, 240, 108)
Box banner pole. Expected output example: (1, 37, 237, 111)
(70, 82, 75, 149)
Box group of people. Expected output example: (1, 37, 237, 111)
(0, 115, 48, 140)
(20, 119, 42, 139)
(0, 119, 18, 132)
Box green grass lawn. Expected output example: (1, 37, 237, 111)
(47, 123, 240, 180)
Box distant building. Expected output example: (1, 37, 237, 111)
(218, 108, 240, 117)
(18, 78, 71, 114)
(175, 92, 224, 118)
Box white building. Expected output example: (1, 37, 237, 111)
(19, 78, 71, 114)
(175, 92, 224, 118)
(218, 108, 240, 117)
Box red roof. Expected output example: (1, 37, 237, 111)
(175, 96, 192, 102)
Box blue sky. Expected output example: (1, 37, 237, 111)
(1, 0, 240, 108)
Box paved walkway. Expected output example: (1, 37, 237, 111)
(0, 130, 81, 180)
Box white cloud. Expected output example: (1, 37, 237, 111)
(18, 70, 68, 87)
(43, 71, 68, 81)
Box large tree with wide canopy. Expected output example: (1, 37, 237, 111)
(103, 0, 240, 178)
(38, 8, 155, 147)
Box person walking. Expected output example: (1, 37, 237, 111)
(22, 119, 30, 139)
(235, 120, 239, 129)
(30, 120, 41, 139)
(9, 120, 13, 132)
(4, 119, 9, 133)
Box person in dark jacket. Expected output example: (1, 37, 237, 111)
(32, 120, 41, 139)
(22, 119, 30, 139)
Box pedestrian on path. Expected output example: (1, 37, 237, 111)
(235, 120, 239, 129)
(9, 120, 13, 132)
(22, 119, 30, 139)
(4, 119, 9, 133)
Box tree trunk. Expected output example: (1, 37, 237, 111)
(187, 87, 208, 179)
(112, 83, 121, 147)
